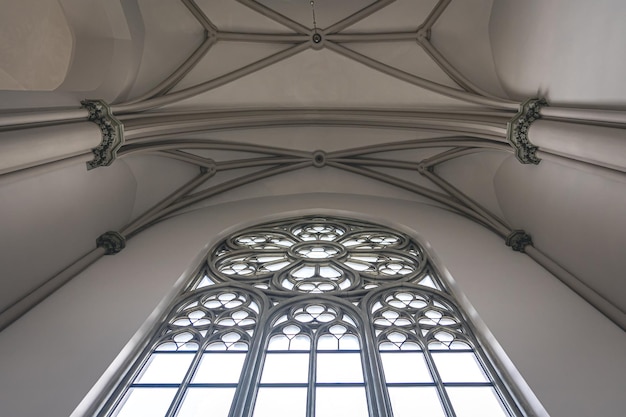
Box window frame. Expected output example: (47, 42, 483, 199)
(91, 215, 532, 417)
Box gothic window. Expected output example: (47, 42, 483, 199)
(98, 216, 526, 417)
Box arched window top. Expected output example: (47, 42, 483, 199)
(98, 216, 529, 417)
(207, 216, 429, 296)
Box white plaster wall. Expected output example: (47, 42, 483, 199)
(490, 0, 626, 105)
(494, 155, 626, 314)
(0, 194, 624, 417)
(0, 0, 72, 91)
(0, 160, 136, 313)
(57, 0, 139, 102)
(433, 0, 506, 97)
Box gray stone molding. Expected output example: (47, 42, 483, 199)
(507, 98, 547, 164)
(96, 231, 126, 255)
(81, 99, 125, 170)
(506, 230, 533, 252)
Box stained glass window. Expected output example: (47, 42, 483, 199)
(98, 216, 526, 417)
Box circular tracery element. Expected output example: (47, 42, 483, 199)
(211, 216, 426, 294)
(288, 241, 347, 260)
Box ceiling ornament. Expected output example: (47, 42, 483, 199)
(507, 98, 548, 165)
(505, 230, 533, 252)
(309, 0, 322, 45)
(108, 0, 520, 113)
(81, 99, 125, 170)
(96, 231, 127, 255)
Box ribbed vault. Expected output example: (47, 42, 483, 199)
(0, 0, 625, 333)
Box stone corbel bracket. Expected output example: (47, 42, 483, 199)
(96, 231, 127, 255)
(506, 230, 533, 252)
(81, 99, 125, 170)
(507, 98, 547, 164)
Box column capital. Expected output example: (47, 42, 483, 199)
(96, 231, 126, 255)
(506, 230, 533, 252)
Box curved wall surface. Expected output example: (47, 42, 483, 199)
(490, 0, 626, 105)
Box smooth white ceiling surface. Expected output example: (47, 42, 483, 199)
(163, 48, 474, 110)
(495, 156, 626, 313)
(490, 0, 626, 105)
(128, 0, 486, 110)
(259, 0, 377, 29)
(0, 0, 72, 91)
(0, 161, 136, 313)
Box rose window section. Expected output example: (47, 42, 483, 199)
(211, 219, 426, 293)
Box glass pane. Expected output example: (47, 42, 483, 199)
(192, 353, 246, 383)
(176, 388, 235, 417)
(317, 334, 339, 350)
(431, 352, 488, 383)
(317, 352, 363, 383)
(388, 387, 445, 417)
(339, 334, 360, 350)
(193, 276, 214, 290)
(418, 275, 438, 289)
(380, 352, 432, 383)
(290, 334, 311, 351)
(316, 387, 368, 417)
(260, 353, 309, 383)
(114, 388, 177, 417)
(136, 353, 195, 383)
(447, 387, 509, 417)
(267, 334, 290, 351)
(253, 387, 307, 417)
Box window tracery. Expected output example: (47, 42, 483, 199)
(101, 216, 524, 417)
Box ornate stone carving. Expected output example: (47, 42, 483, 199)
(505, 230, 533, 252)
(81, 99, 125, 170)
(507, 98, 547, 164)
(96, 231, 126, 255)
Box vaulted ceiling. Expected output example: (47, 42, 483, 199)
(0, 0, 625, 332)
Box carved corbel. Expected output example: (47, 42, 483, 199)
(507, 98, 547, 164)
(506, 230, 533, 252)
(81, 99, 125, 170)
(96, 231, 126, 255)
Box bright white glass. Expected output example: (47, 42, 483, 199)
(267, 334, 289, 350)
(253, 388, 307, 417)
(317, 334, 339, 350)
(431, 352, 488, 383)
(136, 353, 195, 383)
(339, 334, 360, 350)
(447, 387, 509, 417)
(317, 352, 363, 383)
(290, 334, 311, 350)
(380, 352, 432, 383)
(260, 353, 309, 383)
(114, 388, 177, 417)
(316, 387, 368, 417)
(176, 388, 236, 417)
(388, 387, 445, 417)
(192, 353, 246, 383)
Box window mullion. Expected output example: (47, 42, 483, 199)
(306, 329, 317, 417)
(163, 348, 205, 417)
(229, 310, 269, 417)
(422, 346, 458, 417)
(359, 307, 393, 417)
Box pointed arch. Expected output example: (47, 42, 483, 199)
(93, 215, 532, 417)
